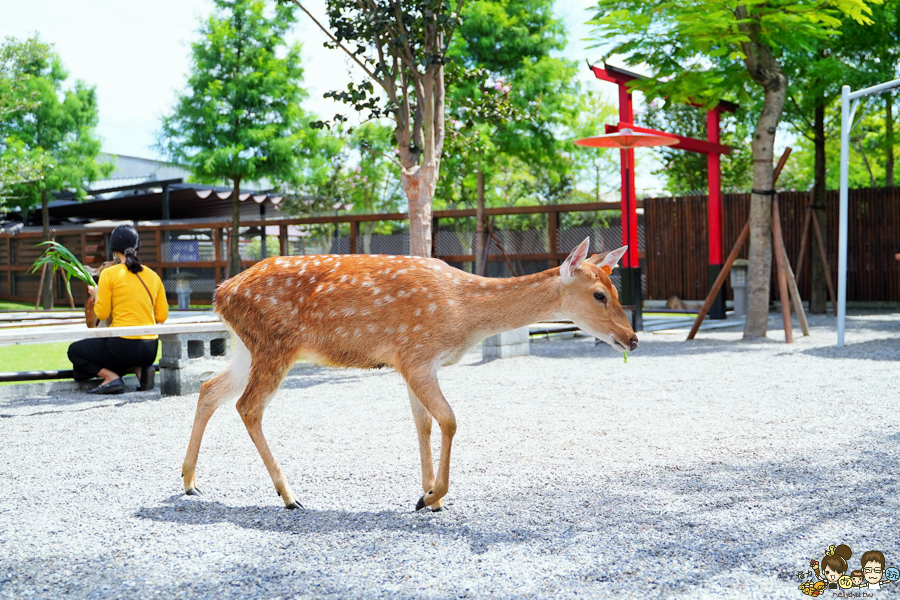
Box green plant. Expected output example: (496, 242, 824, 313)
(30, 241, 95, 301)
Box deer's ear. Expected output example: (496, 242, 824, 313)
(585, 246, 628, 271)
(560, 237, 591, 283)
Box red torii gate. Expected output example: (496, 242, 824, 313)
(590, 63, 736, 323)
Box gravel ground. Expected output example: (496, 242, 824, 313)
(1, 310, 898, 600)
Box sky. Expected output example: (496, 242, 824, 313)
(0, 0, 659, 190)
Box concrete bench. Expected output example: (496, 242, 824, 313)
(0, 319, 230, 396)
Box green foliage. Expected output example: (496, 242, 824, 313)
(158, 0, 312, 189)
(30, 241, 96, 302)
(0, 35, 110, 209)
(588, 0, 881, 108)
(568, 89, 620, 202)
(438, 0, 578, 209)
(637, 101, 754, 195)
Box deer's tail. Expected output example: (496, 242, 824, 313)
(206, 321, 252, 404)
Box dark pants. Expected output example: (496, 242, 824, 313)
(68, 337, 158, 381)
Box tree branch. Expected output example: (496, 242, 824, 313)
(290, 0, 385, 89)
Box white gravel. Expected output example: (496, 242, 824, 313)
(1, 310, 898, 599)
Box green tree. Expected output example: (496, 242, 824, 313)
(289, 0, 464, 258)
(159, 0, 312, 277)
(569, 89, 619, 203)
(0, 37, 50, 195)
(635, 100, 755, 195)
(440, 0, 577, 273)
(0, 35, 110, 309)
(589, 0, 880, 338)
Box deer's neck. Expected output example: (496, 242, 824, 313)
(462, 269, 562, 339)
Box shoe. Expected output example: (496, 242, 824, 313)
(87, 377, 125, 395)
(138, 365, 155, 391)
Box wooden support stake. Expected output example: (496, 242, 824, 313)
(811, 209, 838, 315)
(771, 198, 795, 342)
(688, 147, 792, 341)
(778, 235, 810, 336)
(795, 196, 813, 283)
(687, 222, 749, 340)
(487, 222, 518, 277)
(35, 263, 47, 310)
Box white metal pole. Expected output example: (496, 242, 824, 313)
(837, 85, 850, 346)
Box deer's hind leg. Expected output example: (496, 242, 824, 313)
(236, 356, 302, 509)
(407, 385, 443, 511)
(401, 366, 456, 512)
(182, 334, 252, 495)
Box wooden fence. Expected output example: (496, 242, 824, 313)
(0, 202, 636, 306)
(644, 187, 900, 302)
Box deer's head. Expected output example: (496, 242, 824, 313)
(558, 238, 638, 352)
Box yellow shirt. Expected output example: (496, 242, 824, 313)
(94, 264, 169, 339)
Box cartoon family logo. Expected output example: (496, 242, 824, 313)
(797, 544, 899, 596)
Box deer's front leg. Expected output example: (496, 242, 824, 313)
(401, 368, 456, 512)
(407, 385, 442, 511)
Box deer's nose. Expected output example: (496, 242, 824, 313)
(628, 336, 639, 351)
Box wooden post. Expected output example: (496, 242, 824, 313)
(771, 198, 794, 343)
(687, 222, 749, 340)
(549, 210, 560, 267)
(349, 220, 358, 255)
(35, 263, 47, 309)
(279, 225, 288, 257)
(811, 209, 838, 315)
(795, 197, 813, 284)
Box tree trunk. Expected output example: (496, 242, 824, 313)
(401, 161, 438, 258)
(810, 102, 827, 315)
(229, 178, 242, 278)
(743, 84, 786, 339)
(41, 188, 53, 310)
(886, 92, 894, 188)
(475, 169, 485, 275)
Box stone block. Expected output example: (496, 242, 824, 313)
(482, 326, 530, 360)
(159, 331, 231, 396)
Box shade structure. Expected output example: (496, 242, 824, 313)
(574, 128, 678, 150)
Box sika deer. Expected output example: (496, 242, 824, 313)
(181, 237, 637, 511)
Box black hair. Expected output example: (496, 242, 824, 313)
(109, 225, 143, 274)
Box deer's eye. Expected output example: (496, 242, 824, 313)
(593, 291, 607, 305)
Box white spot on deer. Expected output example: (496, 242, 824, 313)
(255, 294, 262, 302)
(385, 326, 394, 333)
(398, 323, 408, 332)
(413, 324, 422, 332)
(388, 255, 396, 259)
(374, 299, 383, 307)
(334, 261, 341, 269)
(350, 277, 357, 284)
(315, 284, 324, 292)
(531, 281, 540, 287)
(428, 303, 438, 313)
(269, 297, 278, 306)
(353, 328, 361, 337)
(309, 276, 316, 283)
(327, 286, 335, 293)
(328, 310, 338, 318)
(372, 287, 381, 295)
(341, 307, 357, 317)
(399, 336, 408, 343)
(340, 274, 348, 283)
(361, 309, 371, 316)
(361, 280, 374, 287)
(384, 295, 395, 303)
(299, 323, 308, 331)
(414, 308, 422, 317)
(480, 282, 487, 288)
(397, 290, 408, 298)
(244, 290, 251, 298)
(366, 324, 377, 333)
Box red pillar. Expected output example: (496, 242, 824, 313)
(706, 108, 723, 265)
(706, 107, 726, 319)
(618, 83, 637, 269)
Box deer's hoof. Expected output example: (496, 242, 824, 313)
(285, 500, 304, 510)
(415, 495, 428, 511)
(185, 487, 201, 496)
